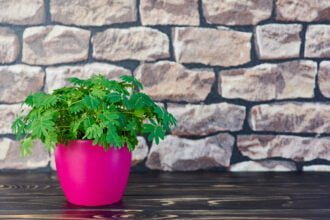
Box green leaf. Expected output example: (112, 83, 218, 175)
(53, 87, 77, 95)
(83, 124, 103, 140)
(129, 93, 144, 109)
(120, 75, 143, 89)
(143, 124, 165, 144)
(30, 112, 55, 137)
(44, 132, 57, 151)
(83, 95, 99, 109)
(103, 81, 130, 95)
(83, 116, 95, 130)
(70, 118, 83, 138)
(24, 94, 34, 107)
(12, 116, 26, 139)
(125, 137, 137, 151)
(125, 93, 151, 110)
(106, 93, 122, 104)
(91, 88, 106, 99)
(106, 126, 123, 147)
(126, 120, 138, 136)
(69, 101, 85, 113)
(133, 109, 145, 118)
(21, 137, 33, 156)
(68, 77, 91, 87)
(168, 113, 177, 127)
(31, 93, 58, 108)
(99, 112, 120, 126)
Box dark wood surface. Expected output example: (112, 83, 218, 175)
(0, 172, 329, 219)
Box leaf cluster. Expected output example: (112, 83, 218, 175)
(12, 75, 176, 155)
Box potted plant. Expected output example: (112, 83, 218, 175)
(12, 74, 176, 206)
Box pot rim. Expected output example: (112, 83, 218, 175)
(57, 140, 128, 149)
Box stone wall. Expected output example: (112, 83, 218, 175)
(0, 0, 330, 172)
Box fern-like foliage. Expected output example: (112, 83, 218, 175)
(12, 75, 176, 155)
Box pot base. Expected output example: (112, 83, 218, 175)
(66, 197, 122, 207)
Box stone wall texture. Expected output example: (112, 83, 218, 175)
(0, 0, 330, 172)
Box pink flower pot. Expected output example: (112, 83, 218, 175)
(54, 140, 132, 206)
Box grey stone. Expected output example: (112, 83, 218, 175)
(0, 28, 19, 64)
(255, 24, 302, 60)
(303, 165, 330, 172)
(146, 134, 234, 171)
(0, 65, 44, 103)
(168, 103, 245, 136)
(230, 160, 297, 172)
(135, 61, 214, 102)
(0, 104, 22, 134)
(220, 60, 317, 101)
(238, 135, 330, 161)
(0, 138, 50, 169)
(140, 0, 199, 25)
(319, 61, 330, 98)
(50, 0, 137, 26)
(305, 25, 330, 58)
(0, 0, 45, 25)
(173, 27, 251, 66)
(203, 0, 273, 25)
(92, 27, 169, 61)
(249, 102, 330, 133)
(276, 0, 330, 22)
(132, 137, 149, 166)
(22, 25, 90, 65)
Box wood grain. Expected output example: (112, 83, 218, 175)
(0, 172, 329, 219)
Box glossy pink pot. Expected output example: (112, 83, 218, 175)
(54, 140, 132, 206)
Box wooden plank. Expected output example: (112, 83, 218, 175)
(1, 180, 329, 197)
(0, 209, 329, 220)
(0, 172, 329, 219)
(1, 194, 330, 210)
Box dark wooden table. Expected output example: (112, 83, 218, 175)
(0, 172, 329, 219)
